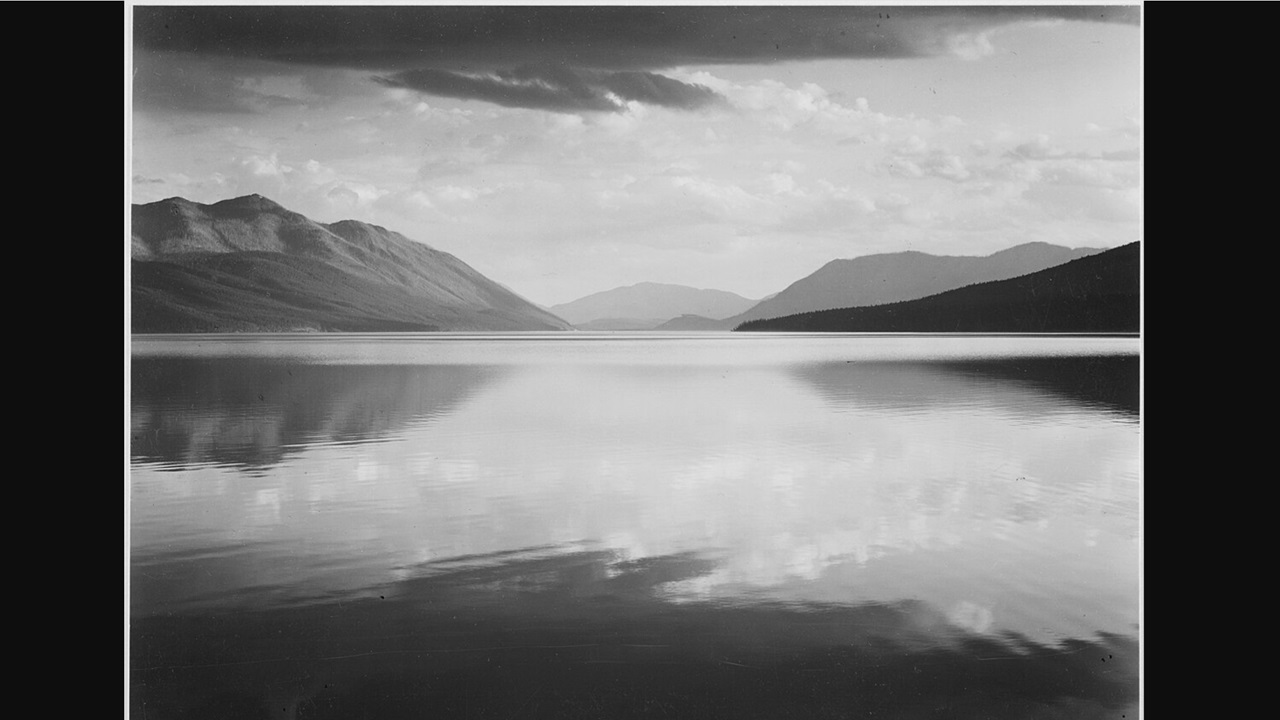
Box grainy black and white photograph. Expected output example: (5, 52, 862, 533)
(127, 3, 1143, 718)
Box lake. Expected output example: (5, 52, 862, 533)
(129, 333, 1141, 719)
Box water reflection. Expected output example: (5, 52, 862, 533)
(129, 335, 1140, 719)
(936, 354, 1139, 417)
(793, 355, 1138, 419)
(130, 360, 503, 469)
(132, 546, 1138, 720)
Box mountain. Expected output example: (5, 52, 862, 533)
(572, 318, 670, 331)
(653, 314, 734, 331)
(736, 242, 1139, 333)
(130, 195, 571, 332)
(719, 242, 1105, 329)
(548, 282, 759, 329)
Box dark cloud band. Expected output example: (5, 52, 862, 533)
(134, 5, 1140, 113)
(376, 65, 724, 113)
(135, 5, 1140, 69)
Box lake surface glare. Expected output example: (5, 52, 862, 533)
(129, 333, 1141, 719)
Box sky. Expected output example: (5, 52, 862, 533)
(128, 3, 1142, 307)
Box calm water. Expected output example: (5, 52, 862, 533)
(129, 333, 1141, 719)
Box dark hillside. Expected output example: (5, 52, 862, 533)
(736, 242, 1139, 333)
(723, 242, 1103, 328)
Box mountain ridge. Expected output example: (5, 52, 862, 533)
(718, 241, 1107, 329)
(131, 195, 572, 333)
(549, 282, 759, 328)
(736, 242, 1139, 333)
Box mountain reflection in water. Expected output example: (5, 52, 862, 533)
(131, 360, 504, 470)
(129, 334, 1140, 719)
(793, 354, 1139, 419)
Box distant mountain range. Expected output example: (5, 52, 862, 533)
(130, 196, 1135, 335)
(548, 282, 759, 330)
(737, 242, 1139, 333)
(653, 314, 739, 331)
(708, 242, 1106, 330)
(131, 195, 571, 332)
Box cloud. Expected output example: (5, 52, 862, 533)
(135, 6, 1139, 68)
(921, 153, 971, 181)
(375, 64, 724, 113)
(132, 52, 259, 114)
(880, 136, 972, 182)
(326, 186, 359, 207)
(1009, 135, 1055, 160)
(132, 51, 347, 114)
(1023, 183, 1140, 223)
(1004, 135, 1141, 166)
(242, 152, 292, 178)
(688, 74, 891, 133)
(377, 67, 614, 113)
(134, 6, 1140, 112)
(597, 71, 726, 111)
(968, 134, 1141, 224)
